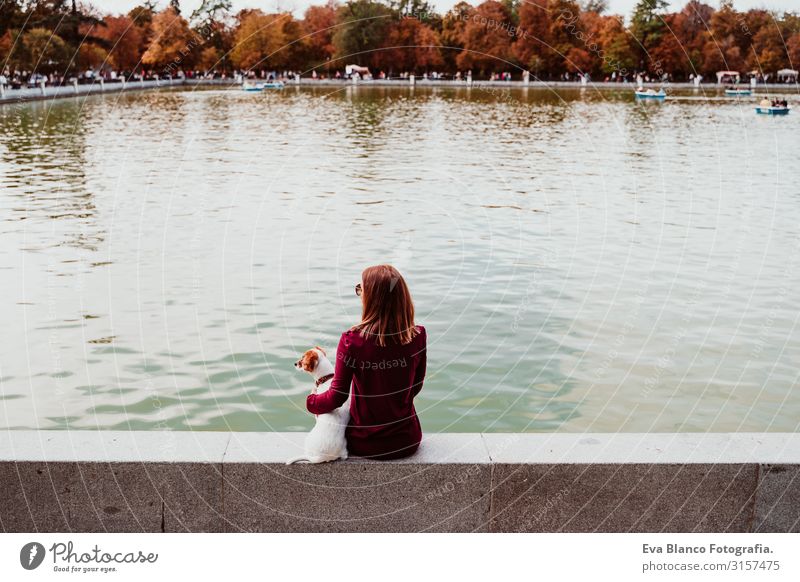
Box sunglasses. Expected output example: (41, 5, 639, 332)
(355, 283, 362, 297)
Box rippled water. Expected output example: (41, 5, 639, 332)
(1, 85, 798, 433)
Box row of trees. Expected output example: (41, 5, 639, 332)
(0, 0, 798, 80)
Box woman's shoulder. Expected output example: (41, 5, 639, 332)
(340, 327, 364, 349)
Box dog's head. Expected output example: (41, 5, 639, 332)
(294, 346, 327, 374)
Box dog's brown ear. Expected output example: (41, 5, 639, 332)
(301, 350, 319, 372)
(315, 345, 326, 356)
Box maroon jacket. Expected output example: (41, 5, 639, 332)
(306, 326, 426, 459)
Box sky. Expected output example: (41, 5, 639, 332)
(96, 0, 798, 19)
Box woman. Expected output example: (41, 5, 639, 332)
(306, 264, 426, 460)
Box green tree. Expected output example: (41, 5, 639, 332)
(0, 1, 25, 36)
(333, 0, 394, 71)
(630, 0, 668, 69)
(18, 27, 68, 72)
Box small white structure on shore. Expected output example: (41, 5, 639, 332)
(776, 69, 798, 83)
(716, 70, 740, 84)
(345, 65, 370, 81)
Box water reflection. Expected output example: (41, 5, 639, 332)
(0, 86, 798, 433)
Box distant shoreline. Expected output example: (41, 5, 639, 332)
(1, 77, 796, 107)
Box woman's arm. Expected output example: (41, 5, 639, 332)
(306, 333, 353, 415)
(411, 329, 426, 397)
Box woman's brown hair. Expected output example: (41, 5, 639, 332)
(353, 264, 418, 346)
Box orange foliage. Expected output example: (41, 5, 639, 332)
(96, 15, 144, 71)
(142, 7, 198, 70)
(456, 1, 515, 73)
(303, 1, 337, 68)
(384, 16, 443, 72)
(230, 10, 296, 70)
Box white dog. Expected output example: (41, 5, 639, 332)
(287, 346, 350, 464)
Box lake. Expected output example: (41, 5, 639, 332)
(1, 84, 798, 433)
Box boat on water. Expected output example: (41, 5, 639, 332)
(242, 81, 286, 92)
(635, 88, 666, 99)
(725, 88, 751, 96)
(755, 106, 790, 115)
(756, 98, 790, 115)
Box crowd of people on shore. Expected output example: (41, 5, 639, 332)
(1, 66, 796, 92)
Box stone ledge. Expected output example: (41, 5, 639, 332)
(0, 431, 798, 532)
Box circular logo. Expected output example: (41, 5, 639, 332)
(20, 542, 46, 570)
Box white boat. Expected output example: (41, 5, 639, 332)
(755, 106, 790, 115)
(635, 88, 666, 100)
(242, 81, 285, 91)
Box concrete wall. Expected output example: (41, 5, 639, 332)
(1, 432, 798, 533)
(0, 79, 186, 105)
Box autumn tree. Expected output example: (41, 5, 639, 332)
(645, 13, 690, 78)
(278, 14, 307, 70)
(142, 6, 198, 71)
(413, 20, 444, 69)
(383, 15, 442, 73)
(230, 9, 297, 70)
(4, 0, 800, 81)
(701, 0, 746, 74)
(78, 42, 107, 70)
(95, 15, 144, 71)
(546, 0, 585, 75)
(666, 1, 714, 77)
(128, 3, 156, 29)
(746, 12, 788, 75)
(440, 2, 471, 71)
(0, 29, 17, 68)
(455, 0, 514, 74)
(514, 0, 552, 77)
(303, 1, 337, 70)
(188, 0, 233, 71)
(787, 32, 800, 69)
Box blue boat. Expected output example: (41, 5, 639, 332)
(635, 88, 666, 99)
(725, 88, 751, 96)
(755, 106, 790, 115)
(242, 81, 285, 91)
